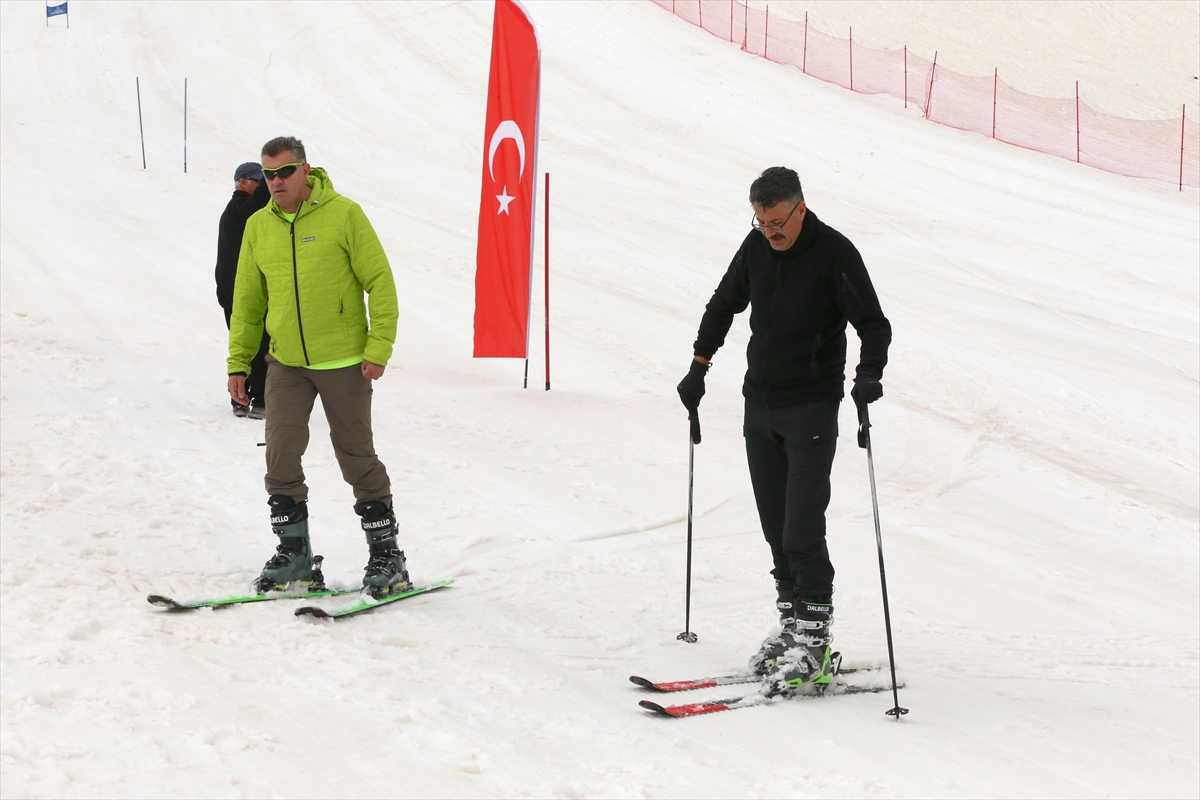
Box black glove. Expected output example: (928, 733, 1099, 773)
(851, 375, 883, 406)
(676, 359, 708, 412)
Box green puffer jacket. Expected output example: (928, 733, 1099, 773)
(227, 168, 398, 375)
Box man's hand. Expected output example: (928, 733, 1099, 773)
(851, 375, 883, 406)
(362, 360, 385, 380)
(228, 374, 250, 406)
(677, 358, 708, 412)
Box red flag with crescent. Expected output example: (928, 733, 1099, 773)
(474, 0, 540, 358)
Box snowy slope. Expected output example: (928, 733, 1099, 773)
(1, 1, 1197, 797)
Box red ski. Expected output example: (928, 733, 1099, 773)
(629, 666, 863, 693)
(638, 681, 901, 718)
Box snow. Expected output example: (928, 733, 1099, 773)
(1, 1, 1197, 797)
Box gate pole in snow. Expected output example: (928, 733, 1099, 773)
(544, 172, 551, 391)
(136, 78, 146, 169)
(849, 27, 853, 91)
(903, 47, 907, 109)
(856, 400, 908, 720)
(183, 78, 188, 173)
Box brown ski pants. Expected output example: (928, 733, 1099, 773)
(263, 354, 391, 505)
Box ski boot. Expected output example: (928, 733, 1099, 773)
(254, 495, 326, 593)
(748, 582, 801, 676)
(762, 601, 841, 696)
(355, 500, 412, 599)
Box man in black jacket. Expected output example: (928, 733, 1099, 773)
(215, 162, 271, 417)
(677, 166, 891, 695)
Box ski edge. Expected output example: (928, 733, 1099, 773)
(147, 587, 360, 611)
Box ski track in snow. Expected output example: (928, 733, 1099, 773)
(1, 1, 1197, 798)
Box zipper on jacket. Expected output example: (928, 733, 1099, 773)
(759, 257, 782, 407)
(842, 271, 864, 306)
(290, 220, 311, 365)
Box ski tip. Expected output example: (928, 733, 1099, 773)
(629, 676, 657, 690)
(294, 606, 331, 618)
(147, 594, 182, 609)
(638, 700, 670, 714)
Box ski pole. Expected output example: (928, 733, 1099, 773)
(677, 410, 701, 644)
(856, 400, 908, 719)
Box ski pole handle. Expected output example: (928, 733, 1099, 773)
(689, 409, 701, 445)
(855, 397, 870, 449)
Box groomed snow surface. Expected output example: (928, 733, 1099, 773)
(1, 2, 1197, 797)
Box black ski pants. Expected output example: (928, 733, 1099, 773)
(744, 398, 839, 604)
(224, 305, 270, 407)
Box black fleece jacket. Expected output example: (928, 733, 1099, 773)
(693, 209, 891, 408)
(214, 183, 270, 311)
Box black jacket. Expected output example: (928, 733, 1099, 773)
(214, 183, 270, 310)
(693, 209, 891, 408)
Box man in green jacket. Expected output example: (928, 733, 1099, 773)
(227, 136, 406, 598)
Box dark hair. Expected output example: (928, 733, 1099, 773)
(749, 166, 803, 207)
(262, 136, 307, 163)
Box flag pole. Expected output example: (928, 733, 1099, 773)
(544, 171, 550, 391)
(136, 78, 146, 170)
(522, 4, 542, 389)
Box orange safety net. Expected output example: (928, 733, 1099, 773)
(655, 0, 1199, 189)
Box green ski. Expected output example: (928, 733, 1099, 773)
(295, 579, 454, 619)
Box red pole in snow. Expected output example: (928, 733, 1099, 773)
(729, 0, 733, 41)
(802, 11, 807, 72)
(698, 0, 702, 29)
(992, 68, 997, 138)
(742, 0, 747, 49)
(849, 26, 853, 91)
(544, 172, 551, 390)
(924, 51, 937, 119)
(765, 5, 769, 59)
(1080, 81, 1089, 164)
(903, 46, 907, 109)
(1181, 105, 1187, 192)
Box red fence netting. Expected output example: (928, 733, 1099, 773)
(653, 0, 1199, 189)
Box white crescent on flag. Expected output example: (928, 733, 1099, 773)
(488, 120, 526, 182)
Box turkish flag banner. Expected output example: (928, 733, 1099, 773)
(474, 0, 540, 358)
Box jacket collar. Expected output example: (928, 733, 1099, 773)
(267, 167, 337, 220)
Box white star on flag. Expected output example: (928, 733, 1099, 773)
(496, 186, 515, 215)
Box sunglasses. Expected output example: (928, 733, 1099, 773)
(262, 162, 303, 181)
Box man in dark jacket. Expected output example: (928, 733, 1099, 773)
(215, 161, 271, 417)
(677, 166, 892, 696)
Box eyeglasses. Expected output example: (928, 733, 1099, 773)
(262, 162, 303, 181)
(751, 201, 802, 235)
